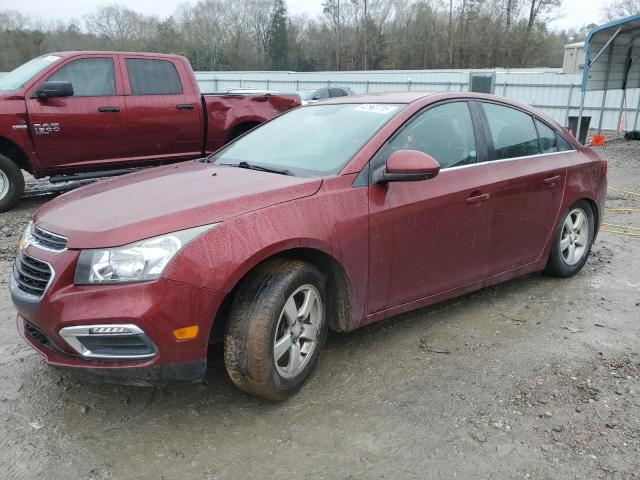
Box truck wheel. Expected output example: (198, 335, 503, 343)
(544, 200, 594, 278)
(0, 154, 25, 212)
(224, 259, 328, 401)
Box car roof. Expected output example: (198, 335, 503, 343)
(321, 91, 440, 104)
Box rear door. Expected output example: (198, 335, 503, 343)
(26, 55, 129, 170)
(479, 101, 566, 274)
(367, 101, 494, 313)
(122, 56, 202, 161)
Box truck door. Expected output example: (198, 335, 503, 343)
(121, 56, 203, 161)
(26, 55, 129, 171)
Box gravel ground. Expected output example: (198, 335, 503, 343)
(1, 141, 640, 479)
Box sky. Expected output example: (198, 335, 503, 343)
(0, 0, 607, 33)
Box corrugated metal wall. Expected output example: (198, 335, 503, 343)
(195, 69, 640, 132)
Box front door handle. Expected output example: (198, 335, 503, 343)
(465, 192, 490, 205)
(176, 104, 195, 110)
(544, 175, 561, 186)
(98, 106, 120, 113)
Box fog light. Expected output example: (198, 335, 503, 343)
(173, 325, 199, 340)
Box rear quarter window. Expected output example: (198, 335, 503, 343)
(535, 119, 558, 153)
(125, 59, 183, 95)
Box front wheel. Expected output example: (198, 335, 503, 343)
(224, 259, 328, 400)
(544, 200, 595, 277)
(0, 154, 25, 212)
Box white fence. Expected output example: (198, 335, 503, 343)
(195, 69, 640, 132)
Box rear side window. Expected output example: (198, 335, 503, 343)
(483, 103, 541, 160)
(330, 88, 348, 97)
(388, 101, 477, 169)
(535, 119, 558, 153)
(48, 58, 115, 97)
(126, 59, 182, 95)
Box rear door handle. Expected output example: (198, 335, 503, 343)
(544, 175, 561, 186)
(176, 104, 195, 110)
(98, 106, 120, 113)
(465, 192, 490, 205)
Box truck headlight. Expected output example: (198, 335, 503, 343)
(74, 224, 218, 285)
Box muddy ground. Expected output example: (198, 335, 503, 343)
(1, 142, 639, 480)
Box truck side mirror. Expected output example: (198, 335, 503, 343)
(33, 81, 74, 100)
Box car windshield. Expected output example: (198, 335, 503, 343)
(296, 89, 316, 101)
(0, 55, 61, 92)
(210, 103, 403, 177)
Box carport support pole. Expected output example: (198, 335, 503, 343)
(597, 44, 613, 134)
(617, 89, 627, 139)
(634, 91, 640, 131)
(576, 91, 586, 145)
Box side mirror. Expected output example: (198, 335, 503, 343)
(375, 149, 441, 183)
(33, 81, 74, 100)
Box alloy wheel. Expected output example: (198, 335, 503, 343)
(560, 208, 589, 265)
(273, 284, 322, 378)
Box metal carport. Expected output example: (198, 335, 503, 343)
(577, 14, 640, 142)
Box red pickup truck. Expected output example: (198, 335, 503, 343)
(0, 51, 300, 211)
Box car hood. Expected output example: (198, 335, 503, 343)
(34, 162, 322, 249)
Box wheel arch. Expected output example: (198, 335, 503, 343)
(226, 120, 262, 141)
(0, 137, 33, 173)
(209, 246, 353, 343)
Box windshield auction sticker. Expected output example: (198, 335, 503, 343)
(354, 104, 398, 114)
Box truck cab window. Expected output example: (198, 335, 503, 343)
(126, 59, 183, 95)
(48, 58, 115, 97)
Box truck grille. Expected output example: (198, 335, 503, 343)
(32, 225, 67, 251)
(13, 251, 53, 297)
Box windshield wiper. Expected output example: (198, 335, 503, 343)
(221, 161, 294, 176)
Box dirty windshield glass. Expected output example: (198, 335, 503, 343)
(0, 55, 61, 92)
(210, 103, 402, 177)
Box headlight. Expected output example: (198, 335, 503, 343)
(19, 221, 34, 250)
(74, 224, 218, 285)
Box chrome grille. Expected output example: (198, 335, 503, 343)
(13, 251, 53, 297)
(32, 225, 67, 251)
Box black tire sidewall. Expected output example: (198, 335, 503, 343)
(0, 154, 24, 212)
(546, 200, 595, 277)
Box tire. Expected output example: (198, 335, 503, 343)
(544, 200, 595, 278)
(0, 154, 24, 212)
(224, 259, 328, 401)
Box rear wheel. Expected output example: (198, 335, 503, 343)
(544, 200, 594, 277)
(0, 154, 24, 212)
(224, 259, 328, 400)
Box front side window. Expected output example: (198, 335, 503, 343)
(313, 89, 329, 100)
(483, 103, 541, 160)
(48, 58, 115, 97)
(536, 119, 558, 153)
(125, 59, 182, 95)
(211, 103, 402, 177)
(387, 102, 478, 169)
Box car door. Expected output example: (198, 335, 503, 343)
(26, 55, 129, 170)
(367, 101, 494, 314)
(479, 101, 566, 274)
(122, 56, 202, 160)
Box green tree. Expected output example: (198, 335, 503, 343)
(267, 0, 289, 70)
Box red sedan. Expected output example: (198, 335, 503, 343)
(10, 92, 607, 400)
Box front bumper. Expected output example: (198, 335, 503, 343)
(11, 244, 226, 384)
